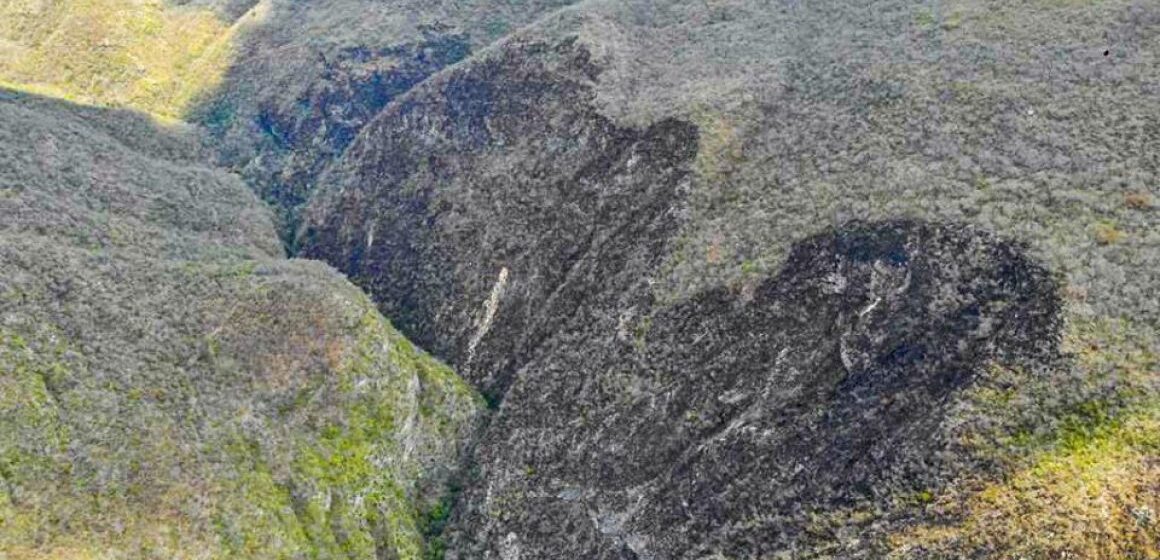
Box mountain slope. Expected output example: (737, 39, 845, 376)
(0, 89, 482, 559)
(299, 1, 1159, 557)
(192, 0, 585, 242)
(0, 0, 1156, 558)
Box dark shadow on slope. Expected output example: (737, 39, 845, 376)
(171, 0, 261, 20)
(0, 87, 215, 166)
(442, 219, 1063, 559)
(186, 0, 586, 251)
(192, 25, 472, 249)
(298, 36, 701, 403)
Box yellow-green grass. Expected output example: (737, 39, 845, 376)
(892, 405, 1158, 558)
(0, 0, 260, 119)
(0, 284, 480, 559)
(891, 317, 1159, 558)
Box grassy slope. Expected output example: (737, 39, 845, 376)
(0, 0, 263, 119)
(885, 317, 1159, 558)
(0, 90, 482, 559)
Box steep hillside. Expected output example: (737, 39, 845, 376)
(1, 0, 585, 242)
(301, 36, 700, 398)
(1, 0, 1157, 558)
(192, 0, 584, 242)
(0, 0, 251, 119)
(300, 1, 1159, 557)
(0, 89, 482, 559)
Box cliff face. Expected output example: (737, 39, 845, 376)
(300, 37, 700, 401)
(439, 220, 1065, 559)
(0, 90, 482, 559)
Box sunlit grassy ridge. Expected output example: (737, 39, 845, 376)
(0, 0, 255, 119)
(893, 406, 1159, 558)
(895, 408, 1160, 560)
(891, 317, 1159, 558)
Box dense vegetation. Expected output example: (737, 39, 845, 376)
(0, 89, 481, 559)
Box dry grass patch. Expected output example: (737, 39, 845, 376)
(1093, 221, 1125, 245)
(1124, 191, 1153, 211)
(0, 0, 260, 118)
(891, 406, 1159, 559)
(891, 317, 1159, 559)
